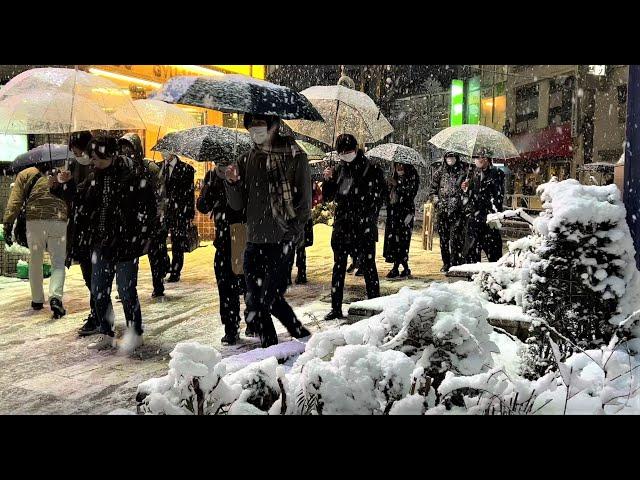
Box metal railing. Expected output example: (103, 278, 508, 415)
(504, 194, 543, 211)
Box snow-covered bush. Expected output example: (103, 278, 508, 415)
(522, 179, 640, 378)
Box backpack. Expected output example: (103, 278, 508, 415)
(13, 172, 43, 248)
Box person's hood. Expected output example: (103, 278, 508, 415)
(118, 133, 144, 162)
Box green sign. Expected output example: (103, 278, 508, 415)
(466, 76, 481, 125)
(450, 79, 464, 126)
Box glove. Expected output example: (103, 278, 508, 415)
(3, 223, 13, 247)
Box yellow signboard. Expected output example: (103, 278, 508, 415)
(92, 65, 265, 84)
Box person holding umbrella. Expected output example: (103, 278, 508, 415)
(461, 151, 505, 263)
(428, 151, 467, 272)
(3, 156, 68, 318)
(197, 161, 248, 345)
(322, 134, 387, 321)
(224, 113, 312, 348)
(383, 162, 420, 278)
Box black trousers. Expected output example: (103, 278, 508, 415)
(148, 235, 169, 293)
(79, 257, 96, 319)
(437, 210, 465, 268)
(168, 228, 185, 277)
(214, 246, 245, 333)
(287, 245, 307, 279)
(244, 241, 305, 346)
(331, 239, 380, 312)
(466, 218, 503, 263)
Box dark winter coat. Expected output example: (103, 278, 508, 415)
(383, 165, 420, 263)
(197, 168, 246, 251)
(60, 159, 92, 265)
(53, 157, 157, 262)
(157, 157, 196, 237)
(428, 161, 467, 214)
(463, 165, 505, 220)
(225, 136, 312, 245)
(322, 151, 387, 245)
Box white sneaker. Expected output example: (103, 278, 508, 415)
(87, 334, 115, 350)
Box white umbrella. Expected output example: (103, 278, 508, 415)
(0, 67, 145, 134)
(115, 99, 199, 136)
(365, 143, 425, 167)
(285, 85, 393, 147)
(428, 124, 519, 160)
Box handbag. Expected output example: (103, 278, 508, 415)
(230, 223, 247, 276)
(185, 222, 199, 253)
(14, 173, 43, 248)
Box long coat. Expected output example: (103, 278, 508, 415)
(158, 158, 195, 248)
(383, 165, 420, 263)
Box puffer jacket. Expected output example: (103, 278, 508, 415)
(428, 161, 467, 214)
(3, 167, 67, 224)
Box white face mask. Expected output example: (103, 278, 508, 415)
(445, 157, 457, 166)
(339, 152, 357, 163)
(75, 153, 91, 166)
(249, 126, 269, 145)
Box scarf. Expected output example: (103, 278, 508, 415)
(265, 150, 296, 232)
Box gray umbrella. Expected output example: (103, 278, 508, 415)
(151, 125, 252, 163)
(10, 143, 71, 174)
(365, 143, 425, 167)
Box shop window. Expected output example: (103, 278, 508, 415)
(548, 77, 574, 126)
(516, 84, 539, 133)
(618, 85, 628, 124)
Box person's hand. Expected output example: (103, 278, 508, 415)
(48, 175, 58, 189)
(461, 180, 469, 192)
(57, 170, 72, 184)
(3, 223, 13, 247)
(225, 164, 240, 183)
(323, 166, 334, 181)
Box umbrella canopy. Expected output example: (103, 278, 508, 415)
(0, 67, 145, 133)
(428, 124, 519, 160)
(115, 99, 198, 135)
(151, 75, 323, 121)
(295, 140, 326, 160)
(365, 143, 425, 167)
(151, 125, 252, 163)
(285, 85, 394, 147)
(10, 143, 71, 174)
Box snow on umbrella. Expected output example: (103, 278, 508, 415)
(150, 75, 324, 121)
(295, 140, 327, 160)
(365, 143, 425, 167)
(0, 67, 145, 134)
(114, 99, 198, 136)
(428, 124, 519, 160)
(0, 90, 143, 134)
(285, 85, 394, 147)
(10, 144, 71, 174)
(151, 125, 252, 163)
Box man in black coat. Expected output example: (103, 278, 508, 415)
(158, 152, 195, 283)
(197, 164, 248, 345)
(55, 135, 157, 351)
(428, 151, 467, 272)
(322, 134, 387, 320)
(461, 155, 505, 263)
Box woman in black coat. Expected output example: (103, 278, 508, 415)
(383, 162, 420, 278)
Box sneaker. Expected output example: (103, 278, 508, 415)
(87, 334, 115, 350)
(221, 332, 240, 345)
(167, 275, 180, 283)
(78, 317, 100, 337)
(244, 325, 259, 338)
(119, 331, 144, 354)
(346, 263, 357, 274)
(354, 269, 364, 277)
(386, 268, 400, 279)
(31, 301, 44, 311)
(50, 298, 66, 319)
(399, 269, 412, 278)
(290, 325, 311, 339)
(151, 290, 165, 298)
(324, 309, 345, 321)
(440, 265, 450, 273)
(295, 273, 308, 285)
(260, 334, 278, 349)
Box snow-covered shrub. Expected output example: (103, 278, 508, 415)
(476, 267, 523, 305)
(136, 342, 240, 415)
(522, 179, 640, 378)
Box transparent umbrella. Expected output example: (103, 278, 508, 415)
(285, 85, 394, 147)
(428, 124, 519, 160)
(0, 67, 145, 134)
(365, 143, 425, 167)
(115, 99, 198, 136)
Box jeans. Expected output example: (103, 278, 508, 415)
(25, 220, 67, 304)
(243, 241, 305, 345)
(91, 249, 142, 337)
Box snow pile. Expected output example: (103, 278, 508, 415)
(5, 243, 30, 255)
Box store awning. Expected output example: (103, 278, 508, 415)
(510, 123, 573, 161)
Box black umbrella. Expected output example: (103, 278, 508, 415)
(151, 125, 253, 163)
(10, 143, 71, 174)
(150, 75, 324, 121)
